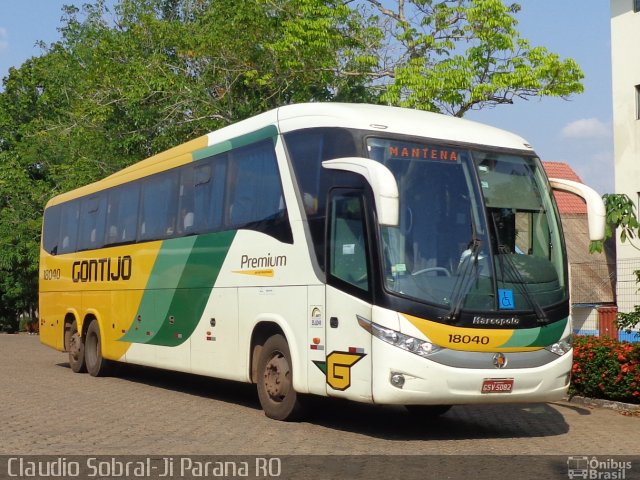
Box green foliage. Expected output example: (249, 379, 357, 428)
(591, 193, 640, 253)
(618, 306, 640, 339)
(589, 194, 640, 334)
(0, 0, 586, 319)
(604, 193, 640, 245)
(616, 269, 640, 336)
(570, 336, 640, 404)
(365, 0, 584, 116)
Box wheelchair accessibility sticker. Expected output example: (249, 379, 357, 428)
(498, 289, 515, 310)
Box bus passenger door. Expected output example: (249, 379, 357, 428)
(324, 190, 373, 402)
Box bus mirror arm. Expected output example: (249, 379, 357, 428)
(322, 158, 400, 227)
(549, 178, 606, 241)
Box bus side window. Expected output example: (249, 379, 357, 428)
(43, 205, 62, 255)
(139, 171, 179, 241)
(105, 183, 140, 245)
(178, 166, 196, 235)
(227, 141, 284, 226)
(328, 192, 370, 293)
(78, 194, 107, 251)
(205, 158, 226, 231)
(58, 202, 80, 255)
(178, 157, 225, 235)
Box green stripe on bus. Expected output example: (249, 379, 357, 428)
(119, 230, 236, 345)
(498, 317, 567, 349)
(120, 236, 198, 344)
(149, 230, 236, 346)
(192, 125, 278, 161)
(530, 317, 567, 347)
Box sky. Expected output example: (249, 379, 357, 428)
(0, 1, 614, 194)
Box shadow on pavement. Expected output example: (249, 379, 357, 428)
(57, 361, 572, 441)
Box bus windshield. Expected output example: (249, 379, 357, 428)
(367, 137, 567, 313)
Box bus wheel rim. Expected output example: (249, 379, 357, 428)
(69, 333, 82, 361)
(263, 352, 291, 401)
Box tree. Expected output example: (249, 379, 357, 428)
(0, 0, 586, 323)
(592, 194, 640, 337)
(356, 0, 584, 116)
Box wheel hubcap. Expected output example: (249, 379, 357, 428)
(69, 333, 81, 361)
(263, 353, 291, 401)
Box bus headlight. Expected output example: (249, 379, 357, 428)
(357, 315, 442, 358)
(545, 335, 573, 356)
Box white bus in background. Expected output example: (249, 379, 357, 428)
(40, 103, 605, 420)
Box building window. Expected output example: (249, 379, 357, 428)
(635, 0, 640, 13)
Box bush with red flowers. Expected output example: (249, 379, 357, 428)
(569, 336, 640, 404)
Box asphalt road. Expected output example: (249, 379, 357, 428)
(1, 334, 638, 479)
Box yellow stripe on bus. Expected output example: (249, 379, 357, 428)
(232, 269, 275, 277)
(402, 313, 540, 352)
(39, 241, 163, 360)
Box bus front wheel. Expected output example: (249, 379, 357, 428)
(256, 334, 302, 421)
(84, 320, 111, 377)
(65, 320, 86, 374)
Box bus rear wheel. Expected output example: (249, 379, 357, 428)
(65, 320, 86, 373)
(84, 320, 111, 377)
(256, 334, 302, 421)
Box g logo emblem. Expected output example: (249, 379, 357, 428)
(313, 351, 366, 391)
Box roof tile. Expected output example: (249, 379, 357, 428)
(542, 161, 587, 214)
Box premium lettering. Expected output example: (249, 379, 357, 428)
(240, 253, 287, 269)
(72, 256, 132, 283)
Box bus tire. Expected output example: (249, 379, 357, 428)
(84, 320, 110, 377)
(405, 404, 452, 418)
(256, 334, 302, 421)
(66, 320, 86, 374)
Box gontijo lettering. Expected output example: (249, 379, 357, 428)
(72, 256, 132, 283)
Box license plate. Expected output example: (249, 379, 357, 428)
(481, 378, 514, 394)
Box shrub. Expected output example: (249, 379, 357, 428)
(19, 316, 39, 334)
(570, 336, 640, 404)
(0, 316, 19, 333)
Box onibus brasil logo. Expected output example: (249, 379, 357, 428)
(567, 456, 632, 479)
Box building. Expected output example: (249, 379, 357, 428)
(544, 162, 616, 338)
(611, 0, 640, 332)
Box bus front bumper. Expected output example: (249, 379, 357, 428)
(371, 337, 572, 405)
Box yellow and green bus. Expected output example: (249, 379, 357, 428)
(39, 103, 605, 420)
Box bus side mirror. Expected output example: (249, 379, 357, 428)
(322, 158, 400, 227)
(549, 178, 606, 241)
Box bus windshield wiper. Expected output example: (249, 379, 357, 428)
(445, 237, 481, 322)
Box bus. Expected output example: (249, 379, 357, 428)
(39, 103, 605, 421)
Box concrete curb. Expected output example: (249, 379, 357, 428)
(564, 395, 640, 413)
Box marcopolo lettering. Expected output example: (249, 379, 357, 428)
(72, 256, 132, 283)
(472, 316, 520, 326)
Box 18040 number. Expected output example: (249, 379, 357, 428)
(42, 269, 61, 280)
(448, 334, 490, 345)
